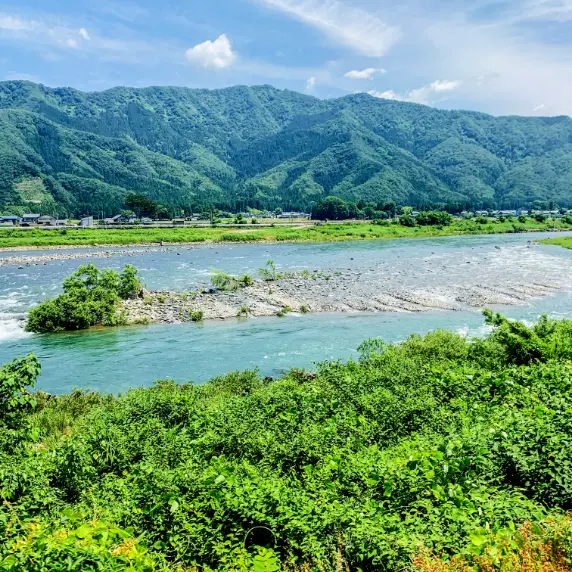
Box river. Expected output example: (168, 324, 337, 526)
(1, 231, 572, 394)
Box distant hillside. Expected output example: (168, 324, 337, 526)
(1, 80, 572, 216)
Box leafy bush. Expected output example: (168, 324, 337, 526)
(4, 313, 572, 570)
(258, 260, 281, 281)
(25, 265, 141, 333)
(0, 353, 41, 429)
(416, 211, 453, 226)
(399, 214, 417, 227)
(210, 270, 254, 291)
(276, 305, 292, 316)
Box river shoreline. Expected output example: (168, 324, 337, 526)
(1, 225, 572, 254)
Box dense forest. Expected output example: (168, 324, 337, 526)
(1, 80, 572, 216)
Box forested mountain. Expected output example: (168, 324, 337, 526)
(1, 80, 572, 216)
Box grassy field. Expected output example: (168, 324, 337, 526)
(0, 219, 571, 249)
(539, 236, 572, 249)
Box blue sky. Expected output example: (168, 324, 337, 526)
(1, 0, 572, 116)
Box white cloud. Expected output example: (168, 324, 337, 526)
(430, 79, 460, 92)
(517, 0, 572, 22)
(533, 103, 545, 112)
(422, 15, 572, 115)
(368, 79, 461, 105)
(368, 89, 399, 100)
(0, 15, 33, 31)
(185, 34, 237, 69)
(5, 72, 41, 82)
(344, 67, 385, 80)
(256, 0, 400, 57)
(79, 27, 90, 40)
(64, 38, 78, 49)
(305, 76, 316, 91)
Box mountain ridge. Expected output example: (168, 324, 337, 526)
(1, 80, 571, 216)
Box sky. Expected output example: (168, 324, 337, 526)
(1, 0, 572, 116)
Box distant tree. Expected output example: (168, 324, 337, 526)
(346, 202, 360, 219)
(416, 211, 453, 226)
(155, 205, 171, 220)
(125, 193, 160, 218)
(532, 200, 548, 211)
(399, 214, 417, 227)
(363, 205, 376, 219)
(379, 201, 397, 217)
(311, 196, 348, 220)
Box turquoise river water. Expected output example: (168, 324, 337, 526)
(1, 231, 572, 394)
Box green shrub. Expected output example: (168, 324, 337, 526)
(240, 274, 254, 287)
(399, 214, 417, 227)
(0, 354, 41, 429)
(237, 305, 249, 318)
(259, 260, 281, 281)
(189, 310, 203, 322)
(211, 270, 253, 291)
(416, 211, 453, 226)
(25, 264, 141, 333)
(276, 305, 291, 317)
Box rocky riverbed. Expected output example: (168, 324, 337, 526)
(122, 260, 563, 324)
(0, 246, 193, 267)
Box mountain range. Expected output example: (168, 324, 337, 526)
(1, 80, 572, 216)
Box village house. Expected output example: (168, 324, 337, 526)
(104, 214, 136, 224)
(21, 214, 41, 225)
(37, 215, 57, 226)
(0, 215, 21, 226)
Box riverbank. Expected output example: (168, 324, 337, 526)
(539, 236, 572, 249)
(1, 219, 571, 250)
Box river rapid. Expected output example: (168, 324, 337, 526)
(1, 232, 572, 394)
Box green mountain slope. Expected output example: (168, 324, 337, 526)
(1, 80, 572, 216)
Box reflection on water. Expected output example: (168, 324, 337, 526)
(1, 232, 572, 394)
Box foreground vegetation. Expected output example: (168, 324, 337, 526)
(3, 312, 572, 570)
(1, 217, 570, 249)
